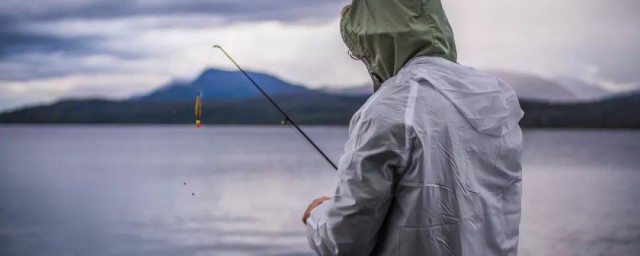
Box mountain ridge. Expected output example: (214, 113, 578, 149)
(1, 92, 638, 128)
(138, 68, 310, 102)
(1, 68, 638, 128)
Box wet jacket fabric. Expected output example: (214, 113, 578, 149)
(306, 56, 524, 256)
(305, 1, 523, 254)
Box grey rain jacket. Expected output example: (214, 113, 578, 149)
(305, 0, 524, 255)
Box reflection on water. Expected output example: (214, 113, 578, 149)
(0, 126, 639, 255)
(519, 130, 640, 256)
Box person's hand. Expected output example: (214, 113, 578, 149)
(302, 197, 330, 224)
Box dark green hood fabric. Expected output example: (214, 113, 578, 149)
(340, 0, 457, 90)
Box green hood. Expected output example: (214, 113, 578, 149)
(340, 0, 457, 90)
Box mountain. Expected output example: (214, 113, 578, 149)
(129, 79, 191, 100)
(138, 69, 309, 102)
(554, 77, 614, 100)
(519, 92, 640, 128)
(322, 84, 373, 96)
(489, 70, 575, 101)
(1, 92, 638, 128)
(489, 70, 614, 101)
(0, 93, 367, 125)
(1, 68, 638, 128)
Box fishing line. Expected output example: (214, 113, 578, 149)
(213, 45, 338, 171)
(195, 47, 215, 128)
(185, 47, 215, 195)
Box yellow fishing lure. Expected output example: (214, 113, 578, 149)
(195, 93, 202, 128)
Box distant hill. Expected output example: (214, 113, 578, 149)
(519, 92, 640, 128)
(1, 92, 639, 128)
(139, 69, 309, 102)
(322, 84, 373, 96)
(1, 67, 638, 128)
(488, 70, 613, 102)
(0, 93, 367, 125)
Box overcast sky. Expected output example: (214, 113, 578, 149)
(1, 0, 638, 111)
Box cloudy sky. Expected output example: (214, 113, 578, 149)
(1, 0, 638, 111)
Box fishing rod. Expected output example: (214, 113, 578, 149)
(212, 45, 338, 171)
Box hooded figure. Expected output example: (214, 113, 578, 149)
(303, 0, 524, 255)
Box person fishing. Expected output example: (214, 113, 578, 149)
(302, 0, 525, 255)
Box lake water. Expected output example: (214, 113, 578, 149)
(0, 126, 639, 256)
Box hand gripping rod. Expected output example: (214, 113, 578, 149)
(213, 45, 338, 171)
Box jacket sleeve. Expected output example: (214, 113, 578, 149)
(306, 115, 409, 255)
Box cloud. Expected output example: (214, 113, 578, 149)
(444, 0, 640, 86)
(0, 17, 367, 111)
(1, 0, 639, 112)
(0, 0, 346, 23)
(0, 27, 89, 59)
(1, 16, 365, 82)
(0, 73, 168, 111)
(0, 0, 348, 76)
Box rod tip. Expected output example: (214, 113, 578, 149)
(213, 45, 221, 48)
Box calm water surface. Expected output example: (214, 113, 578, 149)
(0, 126, 639, 256)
